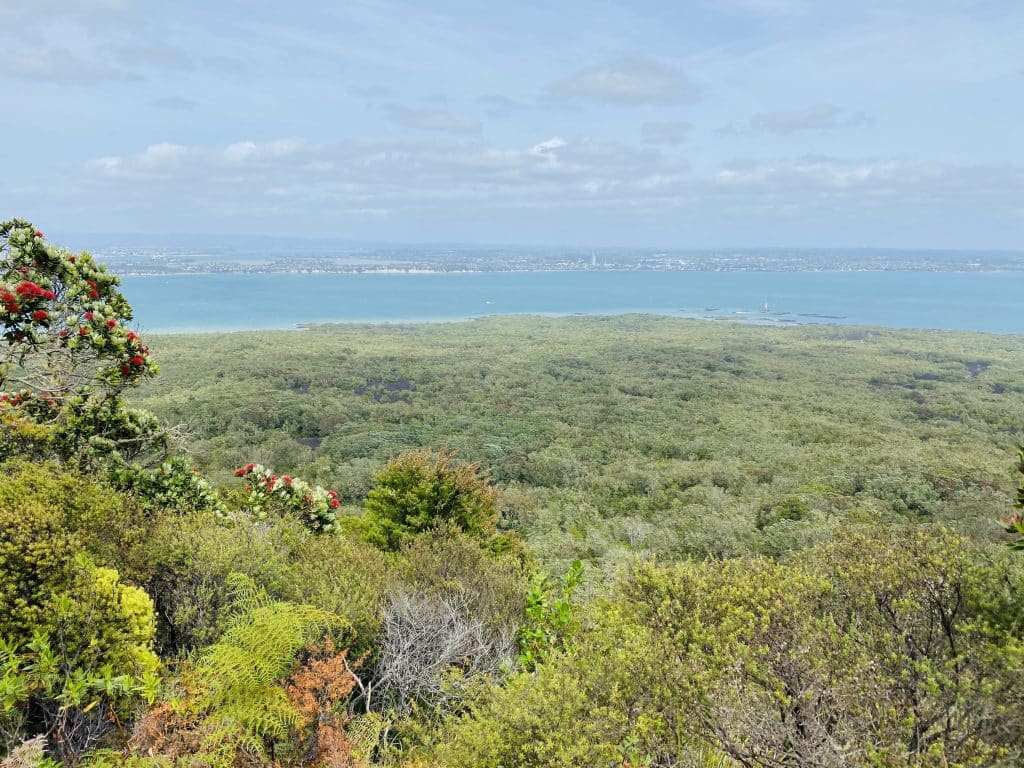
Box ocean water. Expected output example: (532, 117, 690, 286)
(118, 270, 1024, 334)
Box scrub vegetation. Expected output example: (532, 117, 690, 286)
(4, 220, 1024, 768)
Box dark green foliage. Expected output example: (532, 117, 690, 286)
(359, 448, 500, 551)
(108, 456, 223, 517)
(754, 495, 809, 529)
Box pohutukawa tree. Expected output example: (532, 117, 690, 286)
(0, 218, 164, 467)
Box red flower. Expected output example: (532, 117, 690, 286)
(121, 365, 131, 376)
(78, 327, 89, 336)
(130, 355, 145, 365)
(15, 281, 42, 296)
(83, 312, 94, 320)
(34, 230, 43, 238)
(127, 331, 138, 340)
(89, 290, 99, 299)
(41, 290, 55, 300)
(282, 475, 292, 484)
(68, 255, 76, 263)
(234, 467, 247, 477)
(329, 498, 340, 509)
(31, 310, 48, 322)
(106, 319, 117, 329)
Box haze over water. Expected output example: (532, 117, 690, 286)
(120, 270, 1024, 334)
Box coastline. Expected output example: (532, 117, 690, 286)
(138, 311, 1024, 337)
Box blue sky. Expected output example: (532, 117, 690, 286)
(1, 0, 1022, 248)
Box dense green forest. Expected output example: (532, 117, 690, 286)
(3, 220, 1024, 768)
(134, 316, 1024, 569)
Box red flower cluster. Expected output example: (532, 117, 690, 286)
(15, 281, 54, 300)
(1, 280, 55, 325)
(0, 291, 17, 314)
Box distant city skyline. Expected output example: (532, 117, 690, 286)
(2, 0, 1022, 249)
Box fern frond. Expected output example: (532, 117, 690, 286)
(182, 579, 344, 767)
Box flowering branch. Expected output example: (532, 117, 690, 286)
(233, 463, 341, 534)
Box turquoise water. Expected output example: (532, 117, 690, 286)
(118, 271, 1024, 334)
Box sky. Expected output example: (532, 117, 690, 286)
(1, 0, 1022, 249)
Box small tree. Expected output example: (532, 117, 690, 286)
(361, 448, 500, 551)
(0, 219, 161, 468)
(0, 220, 224, 518)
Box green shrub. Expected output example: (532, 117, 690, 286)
(359, 448, 500, 551)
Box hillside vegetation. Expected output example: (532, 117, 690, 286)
(3, 220, 1024, 768)
(134, 316, 1024, 568)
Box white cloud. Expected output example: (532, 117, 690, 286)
(79, 139, 1023, 228)
(548, 57, 699, 106)
(90, 143, 189, 178)
(81, 136, 685, 211)
(709, 158, 1023, 209)
(529, 137, 567, 159)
